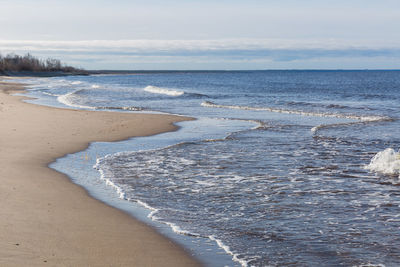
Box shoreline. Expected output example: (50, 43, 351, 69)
(0, 79, 200, 266)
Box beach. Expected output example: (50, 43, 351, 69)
(2, 71, 399, 266)
(0, 79, 199, 266)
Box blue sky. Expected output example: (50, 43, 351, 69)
(1, 0, 399, 69)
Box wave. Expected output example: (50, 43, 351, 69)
(201, 101, 386, 121)
(209, 235, 249, 267)
(309, 118, 392, 133)
(94, 158, 127, 199)
(95, 106, 143, 111)
(92, 117, 258, 266)
(41, 91, 62, 97)
(95, 156, 203, 238)
(287, 101, 349, 109)
(159, 219, 201, 238)
(201, 101, 392, 133)
(57, 90, 96, 110)
(57, 89, 143, 111)
(96, 154, 248, 266)
(144, 85, 184, 96)
(286, 101, 373, 111)
(365, 148, 400, 179)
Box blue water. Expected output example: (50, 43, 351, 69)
(21, 71, 400, 266)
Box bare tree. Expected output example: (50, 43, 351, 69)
(0, 53, 85, 74)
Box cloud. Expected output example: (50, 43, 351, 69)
(1, 39, 400, 69)
(1, 38, 399, 51)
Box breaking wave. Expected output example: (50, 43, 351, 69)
(365, 148, 400, 179)
(201, 101, 392, 133)
(201, 101, 387, 121)
(71, 81, 83, 85)
(41, 91, 62, 97)
(57, 89, 142, 111)
(57, 89, 95, 110)
(144, 85, 184, 96)
(95, 106, 143, 111)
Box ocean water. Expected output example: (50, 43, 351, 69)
(20, 71, 400, 266)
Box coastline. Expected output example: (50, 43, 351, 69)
(0, 80, 200, 266)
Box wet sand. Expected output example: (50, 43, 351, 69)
(0, 80, 200, 266)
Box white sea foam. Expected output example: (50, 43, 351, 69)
(144, 85, 184, 96)
(163, 221, 201, 237)
(310, 121, 374, 133)
(209, 235, 250, 267)
(57, 92, 142, 111)
(41, 91, 62, 97)
(365, 148, 400, 178)
(57, 90, 95, 109)
(91, 84, 100, 89)
(201, 101, 390, 134)
(96, 156, 202, 238)
(95, 106, 143, 111)
(138, 198, 201, 237)
(136, 199, 159, 219)
(202, 101, 386, 122)
(94, 159, 127, 199)
(71, 81, 82, 85)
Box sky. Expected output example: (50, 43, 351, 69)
(1, 0, 400, 70)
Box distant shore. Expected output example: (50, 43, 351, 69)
(0, 78, 199, 266)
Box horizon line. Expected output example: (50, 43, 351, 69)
(87, 69, 400, 72)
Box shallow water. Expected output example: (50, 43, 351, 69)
(21, 71, 400, 266)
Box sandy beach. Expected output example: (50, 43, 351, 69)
(0, 79, 200, 266)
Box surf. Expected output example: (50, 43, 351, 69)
(201, 101, 392, 133)
(144, 85, 184, 96)
(365, 148, 400, 179)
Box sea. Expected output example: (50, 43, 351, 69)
(16, 70, 400, 266)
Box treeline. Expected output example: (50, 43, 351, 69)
(0, 53, 86, 75)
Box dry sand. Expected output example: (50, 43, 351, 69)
(0, 80, 200, 266)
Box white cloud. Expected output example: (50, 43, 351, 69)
(1, 39, 400, 70)
(1, 38, 399, 53)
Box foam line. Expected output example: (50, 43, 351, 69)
(201, 101, 392, 134)
(57, 90, 96, 110)
(94, 159, 126, 199)
(144, 85, 184, 96)
(209, 235, 250, 267)
(201, 101, 387, 121)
